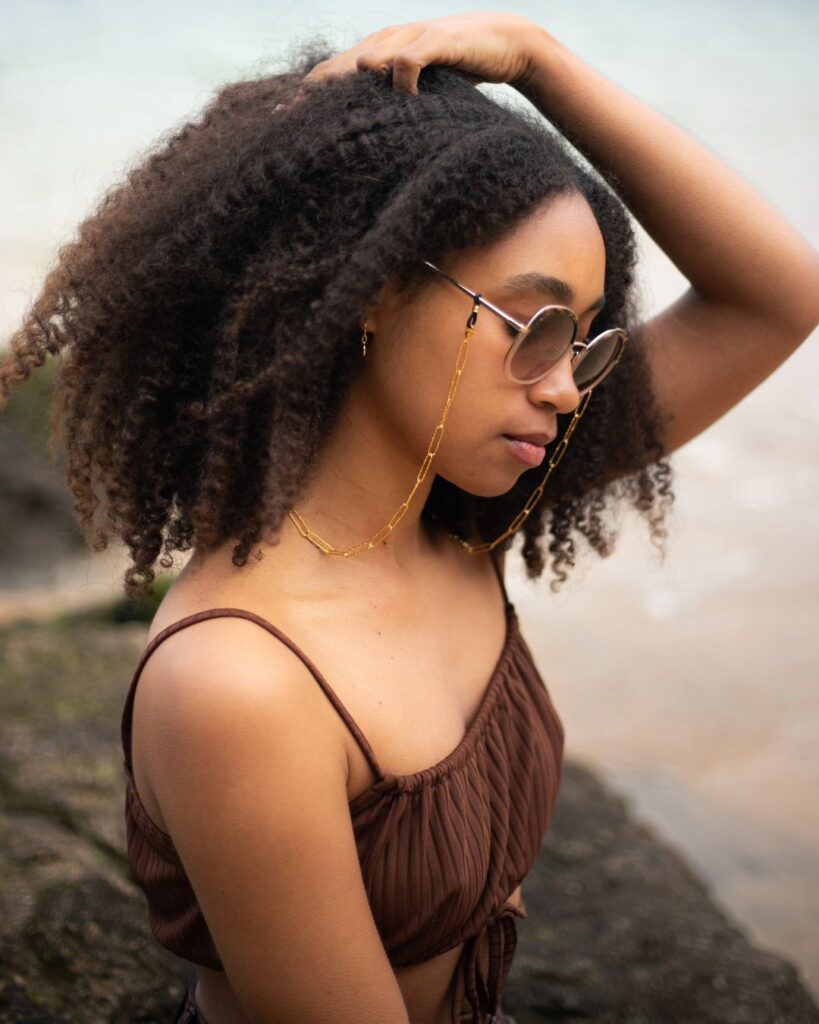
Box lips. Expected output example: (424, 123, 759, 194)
(503, 435, 549, 468)
(503, 431, 556, 445)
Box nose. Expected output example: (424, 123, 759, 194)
(525, 350, 582, 415)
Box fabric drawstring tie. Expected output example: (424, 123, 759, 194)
(452, 899, 527, 1023)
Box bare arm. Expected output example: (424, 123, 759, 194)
(137, 618, 410, 1024)
(305, 14, 818, 460)
(516, 31, 819, 456)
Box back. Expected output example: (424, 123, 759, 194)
(126, 612, 411, 1024)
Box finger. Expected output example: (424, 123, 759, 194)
(304, 23, 418, 81)
(354, 24, 429, 76)
(365, 28, 458, 95)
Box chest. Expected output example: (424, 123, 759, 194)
(148, 548, 510, 790)
(299, 589, 510, 785)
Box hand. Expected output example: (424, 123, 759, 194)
(303, 11, 543, 96)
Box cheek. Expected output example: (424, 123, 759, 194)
(429, 363, 513, 492)
(436, 341, 496, 436)
(443, 322, 515, 448)
(450, 325, 508, 419)
(375, 313, 506, 457)
(371, 338, 452, 450)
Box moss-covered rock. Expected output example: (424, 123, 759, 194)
(506, 764, 818, 1023)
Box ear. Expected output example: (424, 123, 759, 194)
(363, 272, 412, 336)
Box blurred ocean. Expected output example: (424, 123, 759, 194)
(2, 0, 818, 1000)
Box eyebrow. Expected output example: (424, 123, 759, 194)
(498, 271, 606, 315)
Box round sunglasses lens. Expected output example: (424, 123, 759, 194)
(509, 309, 576, 382)
(573, 330, 626, 390)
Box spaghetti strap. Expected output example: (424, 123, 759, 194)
(489, 550, 513, 612)
(121, 608, 384, 781)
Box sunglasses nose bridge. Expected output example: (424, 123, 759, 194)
(509, 313, 631, 391)
(523, 345, 584, 411)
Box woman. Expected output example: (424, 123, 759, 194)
(2, 12, 817, 1024)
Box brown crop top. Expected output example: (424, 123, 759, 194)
(120, 560, 565, 1024)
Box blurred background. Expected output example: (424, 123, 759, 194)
(1, 0, 817, 1001)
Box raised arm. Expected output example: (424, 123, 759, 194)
(134, 617, 410, 1024)
(306, 13, 819, 459)
(513, 31, 819, 456)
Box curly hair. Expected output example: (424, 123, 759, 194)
(0, 37, 674, 601)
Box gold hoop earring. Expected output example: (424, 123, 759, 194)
(361, 321, 369, 357)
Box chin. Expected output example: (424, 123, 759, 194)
(435, 437, 535, 498)
(437, 466, 524, 500)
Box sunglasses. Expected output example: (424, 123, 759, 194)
(422, 259, 628, 394)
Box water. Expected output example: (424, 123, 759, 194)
(2, 0, 818, 1000)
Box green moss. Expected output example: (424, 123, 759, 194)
(23, 989, 51, 1008)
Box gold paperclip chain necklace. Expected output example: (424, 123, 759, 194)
(287, 301, 592, 556)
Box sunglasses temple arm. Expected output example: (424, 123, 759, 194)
(423, 261, 525, 332)
(476, 295, 525, 331)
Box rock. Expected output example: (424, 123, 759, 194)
(0, 619, 189, 1024)
(0, 618, 816, 1023)
(504, 764, 819, 1023)
(0, 427, 85, 589)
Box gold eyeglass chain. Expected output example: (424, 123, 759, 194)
(287, 304, 592, 557)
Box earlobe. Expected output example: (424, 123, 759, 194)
(359, 299, 379, 335)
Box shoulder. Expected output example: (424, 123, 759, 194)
(141, 606, 329, 703)
(134, 606, 351, 800)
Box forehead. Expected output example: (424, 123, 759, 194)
(457, 192, 606, 310)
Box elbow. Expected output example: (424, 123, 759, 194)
(786, 251, 819, 338)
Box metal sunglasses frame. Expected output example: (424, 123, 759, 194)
(421, 259, 629, 393)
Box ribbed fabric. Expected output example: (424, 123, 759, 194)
(121, 560, 565, 1024)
